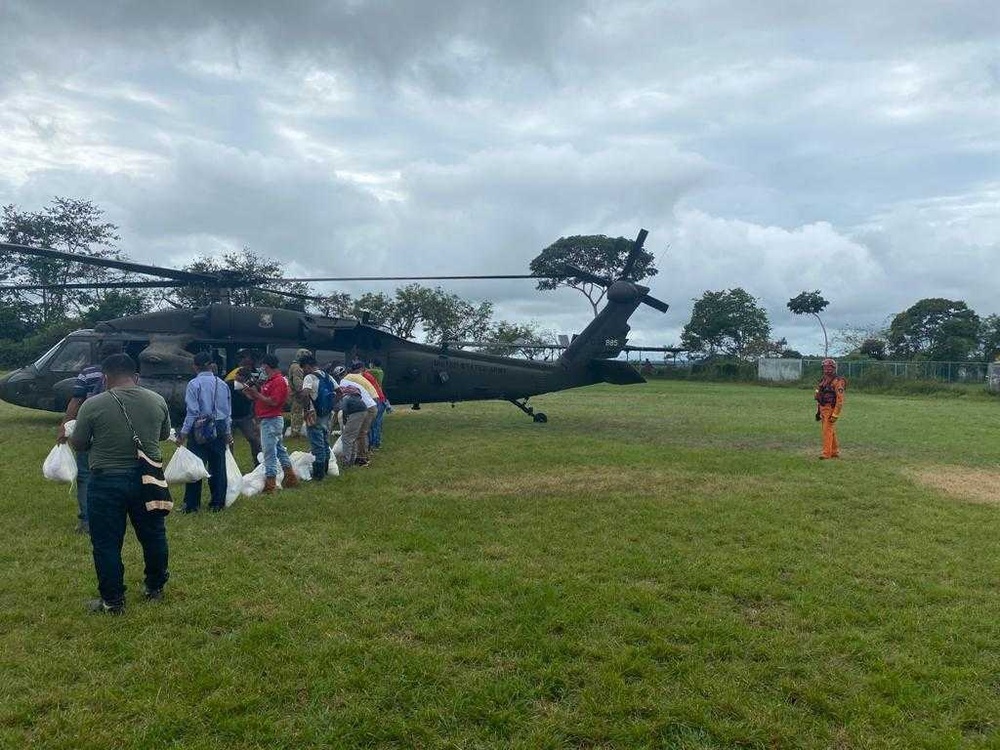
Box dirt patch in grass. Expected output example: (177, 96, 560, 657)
(908, 465, 1000, 505)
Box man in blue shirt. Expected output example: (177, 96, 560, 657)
(177, 351, 232, 513)
(58, 342, 121, 535)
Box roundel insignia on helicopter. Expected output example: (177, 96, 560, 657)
(259, 313, 274, 329)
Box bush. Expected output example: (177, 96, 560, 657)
(0, 320, 80, 369)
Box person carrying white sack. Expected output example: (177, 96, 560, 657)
(177, 351, 232, 514)
(297, 354, 335, 480)
(70, 353, 172, 615)
(335, 381, 369, 468)
(57, 342, 122, 535)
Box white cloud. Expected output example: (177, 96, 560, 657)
(0, 0, 997, 357)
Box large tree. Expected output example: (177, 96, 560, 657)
(681, 288, 772, 360)
(0, 198, 139, 327)
(312, 292, 354, 319)
(342, 284, 495, 344)
(475, 321, 554, 359)
(420, 288, 493, 345)
(887, 298, 980, 361)
(978, 314, 1000, 362)
(167, 250, 313, 310)
(529, 234, 657, 317)
(787, 290, 830, 356)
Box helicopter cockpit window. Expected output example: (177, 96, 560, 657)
(32, 341, 65, 370)
(47, 341, 93, 373)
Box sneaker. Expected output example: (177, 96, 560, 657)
(143, 587, 164, 602)
(88, 598, 125, 615)
(355, 458, 370, 467)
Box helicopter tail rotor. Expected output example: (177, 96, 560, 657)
(561, 229, 667, 313)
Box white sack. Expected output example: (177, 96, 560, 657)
(224, 449, 243, 507)
(164, 445, 210, 484)
(327, 452, 340, 477)
(241, 463, 266, 497)
(289, 451, 314, 481)
(241, 461, 282, 497)
(42, 443, 77, 482)
(62, 419, 76, 439)
(332, 436, 344, 458)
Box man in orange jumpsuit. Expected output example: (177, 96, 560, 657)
(815, 358, 846, 459)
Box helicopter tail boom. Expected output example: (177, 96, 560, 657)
(589, 359, 646, 385)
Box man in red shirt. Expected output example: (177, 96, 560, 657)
(242, 353, 298, 493)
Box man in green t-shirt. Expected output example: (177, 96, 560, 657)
(71, 354, 171, 615)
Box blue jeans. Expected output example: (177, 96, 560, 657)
(259, 416, 292, 479)
(88, 467, 169, 606)
(369, 401, 386, 448)
(76, 450, 90, 522)
(307, 414, 331, 468)
(184, 430, 228, 510)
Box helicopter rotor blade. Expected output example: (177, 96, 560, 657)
(281, 274, 547, 282)
(642, 294, 670, 313)
(0, 242, 221, 283)
(619, 228, 649, 281)
(561, 264, 613, 287)
(256, 287, 331, 303)
(0, 280, 193, 292)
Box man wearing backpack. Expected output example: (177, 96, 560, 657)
(298, 354, 334, 480)
(178, 351, 232, 512)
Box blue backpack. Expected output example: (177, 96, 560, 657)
(315, 372, 335, 417)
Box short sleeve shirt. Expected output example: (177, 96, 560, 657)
(74, 386, 171, 469)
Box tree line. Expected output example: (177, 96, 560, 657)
(678, 287, 1000, 363)
(0, 198, 555, 366)
(3, 197, 996, 368)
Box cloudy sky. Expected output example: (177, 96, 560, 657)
(2, 0, 997, 354)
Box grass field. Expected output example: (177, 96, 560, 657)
(2, 380, 999, 749)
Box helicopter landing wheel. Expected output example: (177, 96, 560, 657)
(507, 398, 547, 423)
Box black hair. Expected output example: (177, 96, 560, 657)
(193, 351, 214, 368)
(261, 353, 280, 369)
(102, 353, 137, 378)
(298, 354, 317, 366)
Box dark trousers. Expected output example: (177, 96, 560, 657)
(232, 415, 261, 467)
(184, 434, 228, 510)
(75, 450, 90, 522)
(88, 468, 169, 606)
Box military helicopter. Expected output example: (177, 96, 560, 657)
(0, 230, 669, 423)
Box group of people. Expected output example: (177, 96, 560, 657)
(58, 345, 845, 616)
(177, 347, 391, 506)
(60, 346, 390, 614)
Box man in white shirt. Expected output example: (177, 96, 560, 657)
(342, 360, 378, 465)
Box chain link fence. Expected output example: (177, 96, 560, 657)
(759, 358, 992, 385)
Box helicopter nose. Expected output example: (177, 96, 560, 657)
(0, 368, 35, 408)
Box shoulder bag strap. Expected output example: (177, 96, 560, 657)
(108, 389, 145, 453)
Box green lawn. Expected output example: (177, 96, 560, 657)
(2, 380, 999, 749)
